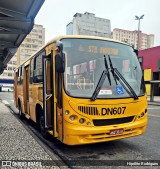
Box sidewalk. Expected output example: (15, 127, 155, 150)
(0, 102, 61, 169)
(147, 96, 160, 106)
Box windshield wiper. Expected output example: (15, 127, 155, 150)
(108, 55, 138, 100)
(104, 55, 111, 85)
(108, 55, 117, 85)
(91, 55, 139, 101)
(90, 56, 111, 101)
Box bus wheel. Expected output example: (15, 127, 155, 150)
(39, 113, 48, 139)
(18, 103, 24, 119)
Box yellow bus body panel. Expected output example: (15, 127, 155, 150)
(14, 35, 148, 145)
(62, 92, 147, 145)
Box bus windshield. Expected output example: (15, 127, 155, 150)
(62, 38, 145, 99)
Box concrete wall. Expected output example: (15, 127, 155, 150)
(138, 46, 160, 72)
(67, 12, 111, 38)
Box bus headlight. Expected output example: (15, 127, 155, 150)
(137, 111, 146, 119)
(65, 110, 70, 115)
(87, 122, 91, 126)
(79, 118, 85, 124)
(69, 115, 76, 121)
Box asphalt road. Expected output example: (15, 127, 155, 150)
(0, 92, 160, 168)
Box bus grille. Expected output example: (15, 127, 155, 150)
(93, 116, 134, 126)
(78, 106, 99, 115)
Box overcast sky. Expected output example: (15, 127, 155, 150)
(35, 0, 160, 46)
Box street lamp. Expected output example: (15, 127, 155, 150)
(135, 14, 144, 51)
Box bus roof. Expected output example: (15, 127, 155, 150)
(47, 35, 128, 46)
(15, 35, 129, 70)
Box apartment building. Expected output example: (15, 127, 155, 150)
(112, 28, 154, 50)
(66, 12, 111, 38)
(17, 24, 45, 65)
(0, 24, 45, 81)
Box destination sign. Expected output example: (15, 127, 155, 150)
(88, 45, 119, 55)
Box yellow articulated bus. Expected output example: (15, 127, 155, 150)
(14, 35, 147, 145)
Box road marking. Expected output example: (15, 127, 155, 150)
(148, 107, 160, 109)
(148, 114, 160, 118)
(2, 100, 9, 105)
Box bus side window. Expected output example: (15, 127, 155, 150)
(30, 58, 34, 83)
(18, 66, 23, 85)
(33, 51, 44, 83)
(17, 68, 20, 84)
(21, 67, 24, 84)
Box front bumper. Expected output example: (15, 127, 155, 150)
(63, 116, 147, 145)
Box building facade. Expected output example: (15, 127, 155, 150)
(0, 55, 17, 80)
(112, 28, 154, 50)
(17, 24, 45, 65)
(66, 12, 111, 38)
(0, 24, 45, 91)
(138, 46, 160, 95)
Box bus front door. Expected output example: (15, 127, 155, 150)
(43, 55, 56, 136)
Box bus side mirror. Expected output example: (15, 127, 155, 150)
(134, 49, 138, 56)
(55, 53, 65, 73)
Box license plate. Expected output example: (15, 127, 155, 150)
(109, 129, 123, 135)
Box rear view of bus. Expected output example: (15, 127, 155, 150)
(61, 37, 147, 145)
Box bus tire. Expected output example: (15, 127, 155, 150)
(38, 111, 48, 139)
(18, 102, 24, 119)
